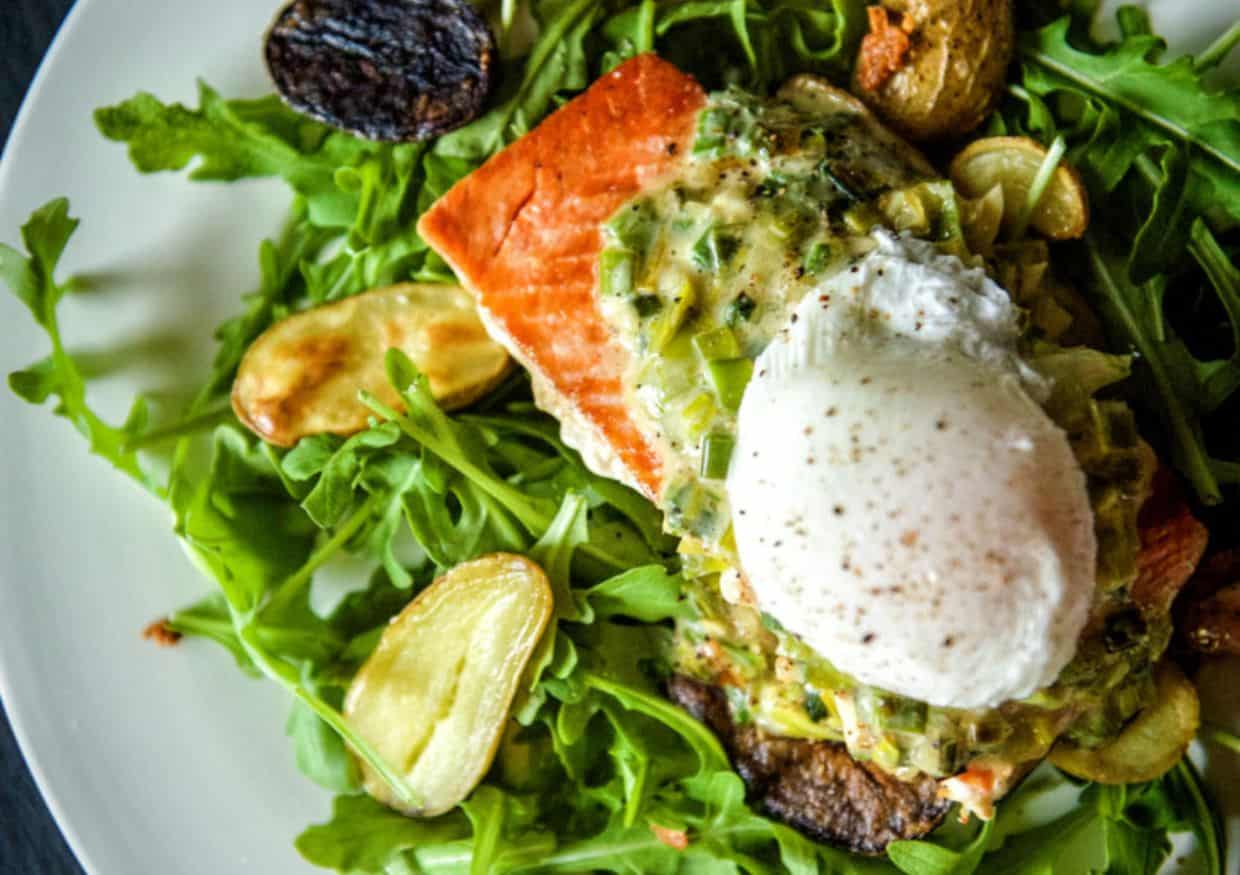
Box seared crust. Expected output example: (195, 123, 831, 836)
(665, 675, 950, 854)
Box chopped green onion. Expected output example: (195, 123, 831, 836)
(882, 699, 927, 733)
(632, 293, 662, 318)
(606, 200, 657, 255)
(692, 327, 742, 361)
(707, 357, 754, 412)
(599, 248, 634, 297)
(647, 275, 696, 353)
(694, 107, 731, 157)
(699, 433, 735, 480)
(681, 391, 718, 439)
(724, 293, 756, 326)
(804, 690, 829, 723)
(691, 225, 740, 272)
(803, 241, 834, 276)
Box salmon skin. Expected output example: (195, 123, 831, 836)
(418, 54, 707, 501)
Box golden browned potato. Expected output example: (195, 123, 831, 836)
(950, 136, 1090, 239)
(345, 554, 553, 816)
(232, 283, 511, 446)
(852, 0, 1014, 142)
(1049, 662, 1200, 784)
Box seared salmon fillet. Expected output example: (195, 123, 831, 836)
(417, 54, 707, 500)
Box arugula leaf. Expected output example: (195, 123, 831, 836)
(95, 84, 375, 228)
(888, 822, 992, 875)
(1, 199, 155, 491)
(1018, 13, 1240, 224)
(286, 678, 360, 794)
(1084, 238, 1237, 504)
(585, 565, 694, 623)
(296, 795, 470, 873)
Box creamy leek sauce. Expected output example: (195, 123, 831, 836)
(597, 85, 933, 540)
(595, 85, 1157, 778)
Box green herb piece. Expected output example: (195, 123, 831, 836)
(691, 224, 741, 272)
(699, 433, 736, 480)
(607, 200, 658, 257)
(803, 690, 828, 722)
(598, 248, 635, 298)
(724, 291, 757, 325)
(803, 241, 834, 276)
(646, 275, 697, 353)
(707, 357, 754, 412)
(632, 293, 662, 317)
(692, 326, 743, 361)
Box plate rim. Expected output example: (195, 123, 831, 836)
(0, 2, 1236, 874)
(1, 2, 139, 873)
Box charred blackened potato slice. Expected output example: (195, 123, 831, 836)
(232, 283, 511, 447)
(345, 554, 553, 816)
(265, 0, 496, 142)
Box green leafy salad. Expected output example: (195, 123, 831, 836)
(2, 0, 1239, 873)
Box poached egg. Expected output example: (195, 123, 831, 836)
(726, 231, 1095, 710)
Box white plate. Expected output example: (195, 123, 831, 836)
(0, 1, 1236, 873)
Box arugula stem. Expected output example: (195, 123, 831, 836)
(1187, 219, 1240, 358)
(235, 624, 421, 811)
(125, 403, 235, 450)
(362, 392, 553, 531)
(264, 493, 381, 618)
(1194, 20, 1240, 72)
(1013, 135, 1066, 239)
(1021, 48, 1240, 175)
(1085, 241, 1222, 504)
(1201, 722, 1240, 754)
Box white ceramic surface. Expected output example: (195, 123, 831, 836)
(0, 1, 1236, 873)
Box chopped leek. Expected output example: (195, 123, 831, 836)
(692, 327, 742, 361)
(707, 358, 754, 412)
(599, 248, 634, 298)
(699, 433, 735, 480)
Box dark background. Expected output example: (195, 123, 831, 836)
(2, 5, 89, 874)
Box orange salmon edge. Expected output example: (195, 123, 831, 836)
(417, 54, 708, 502)
(651, 824, 690, 851)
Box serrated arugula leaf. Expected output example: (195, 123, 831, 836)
(295, 794, 471, 873)
(175, 426, 318, 613)
(95, 83, 373, 228)
(1, 199, 156, 491)
(1084, 238, 1238, 504)
(1019, 14, 1240, 195)
(585, 565, 693, 623)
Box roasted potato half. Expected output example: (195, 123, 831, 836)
(852, 0, 1014, 142)
(345, 553, 553, 817)
(1049, 662, 1200, 784)
(950, 137, 1090, 240)
(232, 283, 510, 447)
